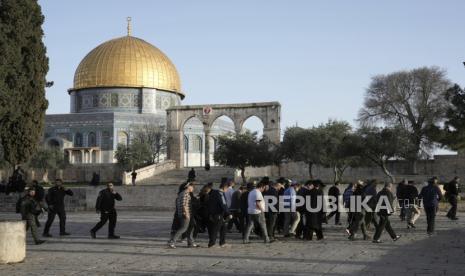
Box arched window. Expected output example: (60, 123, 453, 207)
(88, 132, 97, 147)
(117, 131, 129, 146)
(74, 133, 83, 147)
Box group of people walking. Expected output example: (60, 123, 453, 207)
(14, 174, 460, 248)
(168, 175, 460, 248)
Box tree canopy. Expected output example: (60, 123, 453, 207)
(430, 84, 465, 151)
(214, 131, 272, 183)
(0, 0, 49, 167)
(28, 147, 66, 182)
(358, 67, 450, 173)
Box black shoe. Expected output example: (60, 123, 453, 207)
(42, 233, 52, 238)
(372, 240, 382, 243)
(407, 223, 416, 229)
(90, 231, 96, 239)
(393, 235, 401, 241)
(35, 240, 46, 245)
(451, 217, 459, 220)
(348, 235, 355, 241)
(60, 232, 71, 236)
(108, 235, 120, 239)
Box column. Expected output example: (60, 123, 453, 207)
(80, 150, 85, 164)
(66, 150, 73, 164)
(204, 128, 211, 166)
(89, 149, 94, 163)
(168, 130, 184, 168)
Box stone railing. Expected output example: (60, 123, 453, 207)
(122, 160, 177, 185)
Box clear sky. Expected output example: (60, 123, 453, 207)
(39, 0, 465, 133)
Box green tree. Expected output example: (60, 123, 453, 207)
(318, 120, 360, 183)
(0, 0, 49, 167)
(28, 147, 66, 182)
(214, 131, 272, 183)
(354, 127, 415, 183)
(430, 84, 465, 151)
(114, 142, 151, 172)
(358, 67, 450, 173)
(281, 127, 324, 179)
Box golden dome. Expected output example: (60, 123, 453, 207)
(72, 35, 183, 98)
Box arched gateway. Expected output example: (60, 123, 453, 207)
(166, 102, 281, 168)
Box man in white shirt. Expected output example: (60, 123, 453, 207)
(243, 182, 271, 244)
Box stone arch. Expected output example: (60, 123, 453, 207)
(166, 102, 281, 168)
(183, 116, 205, 167)
(240, 115, 265, 137)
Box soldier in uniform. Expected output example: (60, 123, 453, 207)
(20, 187, 45, 245)
(43, 179, 74, 237)
(90, 183, 122, 239)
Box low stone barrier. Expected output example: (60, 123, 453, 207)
(0, 220, 26, 264)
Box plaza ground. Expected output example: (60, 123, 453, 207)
(0, 210, 464, 276)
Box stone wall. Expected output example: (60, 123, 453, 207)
(0, 163, 123, 184)
(0, 185, 180, 212)
(244, 154, 465, 184)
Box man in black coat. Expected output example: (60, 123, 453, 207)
(303, 181, 324, 240)
(207, 182, 230, 247)
(373, 183, 401, 243)
(446, 177, 460, 220)
(420, 177, 443, 235)
(43, 179, 73, 237)
(326, 181, 341, 225)
(263, 181, 280, 241)
(396, 179, 408, 221)
(91, 183, 123, 239)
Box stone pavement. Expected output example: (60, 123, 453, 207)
(0, 210, 464, 276)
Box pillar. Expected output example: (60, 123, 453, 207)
(168, 130, 184, 168)
(66, 150, 72, 164)
(204, 128, 211, 166)
(80, 150, 85, 164)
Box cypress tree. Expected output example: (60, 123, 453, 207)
(0, 0, 49, 167)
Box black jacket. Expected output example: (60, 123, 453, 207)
(32, 184, 45, 202)
(376, 188, 395, 216)
(419, 184, 443, 208)
(328, 185, 340, 198)
(263, 186, 279, 213)
(447, 180, 459, 196)
(46, 186, 73, 208)
(207, 189, 229, 217)
(96, 189, 122, 212)
(403, 185, 419, 203)
(396, 182, 406, 199)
